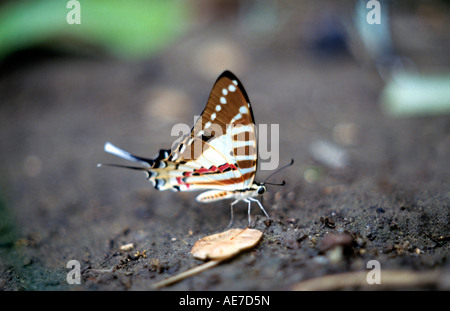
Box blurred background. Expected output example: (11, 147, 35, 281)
(0, 0, 449, 290)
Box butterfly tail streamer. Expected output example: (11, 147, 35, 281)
(101, 142, 199, 191)
(104, 142, 155, 167)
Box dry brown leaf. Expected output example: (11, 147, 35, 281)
(190, 228, 263, 260)
(152, 228, 263, 289)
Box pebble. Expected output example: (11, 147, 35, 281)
(119, 243, 135, 251)
(309, 140, 350, 169)
(318, 233, 353, 253)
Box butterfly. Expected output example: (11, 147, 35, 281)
(99, 70, 292, 226)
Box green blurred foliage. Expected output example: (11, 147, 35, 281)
(382, 73, 450, 117)
(0, 0, 191, 60)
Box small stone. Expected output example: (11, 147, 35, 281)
(318, 233, 353, 253)
(119, 243, 135, 251)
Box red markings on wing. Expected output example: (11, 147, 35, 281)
(176, 176, 190, 189)
(196, 166, 218, 174)
(181, 163, 238, 185)
(218, 163, 238, 172)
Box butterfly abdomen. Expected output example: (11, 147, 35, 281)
(196, 190, 237, 203)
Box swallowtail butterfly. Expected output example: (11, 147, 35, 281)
(100, 70, 292, 226)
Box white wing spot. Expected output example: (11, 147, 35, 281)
(239, 106, 247, 114)
(220, 97, 227, 104)
(205, 121, 211, 129)
(197, 130, 205, 137)
(211, 112, 216, 120)
(215, 105, 222, 111)
(222, 88, 228, 96)
(231, 113, 242, 123)
(232, 80, 238, 85)
(228, 84, 236, 92)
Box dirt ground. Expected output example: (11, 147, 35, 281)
(0, 2, 449, 291)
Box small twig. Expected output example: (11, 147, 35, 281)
(85, 266, 116, 274)
(291, 270, 443, 290)
(151, 260, 221, 289)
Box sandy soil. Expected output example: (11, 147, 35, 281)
(0, 2, 449, 291)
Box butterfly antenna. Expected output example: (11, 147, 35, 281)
(263, 159, 294, 184)
(265, 180, 286, 186)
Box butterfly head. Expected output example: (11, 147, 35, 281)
(248, 182, 267, 196)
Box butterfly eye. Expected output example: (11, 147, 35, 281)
(257, 186, 265, 195)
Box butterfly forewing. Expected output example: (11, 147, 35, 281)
(165, 71, 258, 191)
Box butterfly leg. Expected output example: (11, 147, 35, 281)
(227, 199, 239, 229)
(248, 197, 270, 219)
(242, 199, 252, 226)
